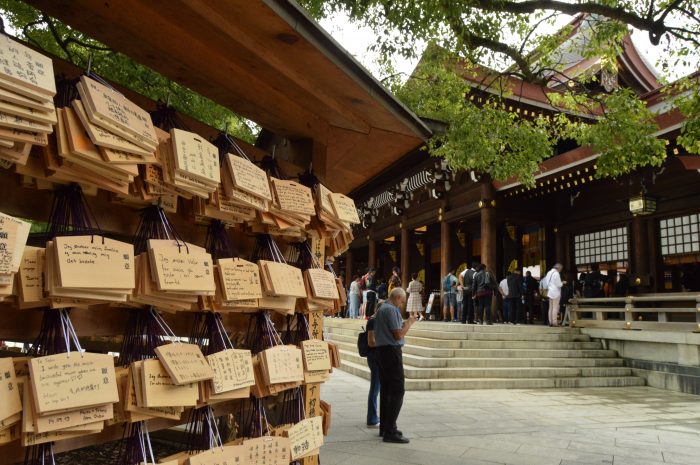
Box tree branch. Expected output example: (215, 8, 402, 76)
(446, 14, 541, 83)
(465, 0, 668, 44)
(42, 15, 74, 63)
(518, 12, 558, 55)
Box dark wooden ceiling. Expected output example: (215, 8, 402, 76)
(26, 0, 431, 193)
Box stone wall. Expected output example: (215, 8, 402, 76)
(582, 329, 700, 395)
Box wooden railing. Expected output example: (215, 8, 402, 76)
(568, 293, 700, 332)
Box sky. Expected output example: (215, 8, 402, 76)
(320, 11, 697, 85)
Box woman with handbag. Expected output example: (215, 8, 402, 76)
(347, 275, 362, 319)
(405, 273, 424, 321)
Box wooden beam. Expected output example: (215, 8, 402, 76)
(345, 249, 354, 284)
(440, 220, 451, 281)
(480, 183, 497, 272)
(368, 239, 376, 271)
(400, 226, 410, 286)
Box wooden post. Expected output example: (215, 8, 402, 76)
(631, 215, 651, 293)
(480, 182, 497, 272)
(368, 239, 376, 271)
(345, 249, 353, 284)
(401, 226, 410, 287)
(440, 220, 451, 280)
(555, 228, 566, 267)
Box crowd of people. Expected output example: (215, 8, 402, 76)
(343, 262, 631, 326)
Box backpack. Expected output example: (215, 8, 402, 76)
(357, 326, 369, 357)
(484, 271, 497, 290)
(443, 275, 453, 292)
(463, 269, 476, 293)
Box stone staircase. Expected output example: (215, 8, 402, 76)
(324, 318, 645, 390)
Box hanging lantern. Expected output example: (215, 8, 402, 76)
(629, 195, 657, 216)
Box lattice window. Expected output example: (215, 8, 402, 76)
(660, 214, 700, 256)
(574, 227, 628, 265)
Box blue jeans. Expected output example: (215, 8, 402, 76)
(502, 298, 511, 322)
(348, 292, 360, 319)
(367, 350, 380, 425)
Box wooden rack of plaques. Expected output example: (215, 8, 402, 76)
(0, 33, 358, 465)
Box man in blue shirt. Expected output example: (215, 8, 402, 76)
(374, 287, 416, 444)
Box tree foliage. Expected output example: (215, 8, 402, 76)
(0, 0, 257, 143)
(300, 0, 700, 185)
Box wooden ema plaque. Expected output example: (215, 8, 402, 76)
(188, 445, 248, 465)
(304, 268, 339, 300)
(0, 358, 21, 422)
(154, 342, 214, 385)
(21, 381, 103, 446)
(217, 258, 262, 302)
(315, 183, 334, 215)
(259, 345, 304, 385)
(28, 352, 119, 415)
(243, 436, 290, 465)
(0, 85, 53, 113)
(329, 193, 360, 224)
(301, 339, 331, 372)
(226, 154, 272, 200)
(270, 178, 315, 216)
(170, 128, 220, 184)
(78, 76, 158, 149)
(206, 349, 255, 394)
(54, 235, 134, 290)
(139, 359, 198, 408)
(0, 98, 56, 125)
(226, 185, 269, 212)
(287, 416, 324, 461)
(71, 99, 151, 163)
(0, 211, 31, 275)
(121, 365, 183, 420)
(258, 260, 306, 298)
(0, 34, 56, 99)
(34, 404, 113, 434)
(18, 247, 45, 308)
(148, 241, 216, 293)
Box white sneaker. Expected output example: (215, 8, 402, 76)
(418, 316, 424, 321)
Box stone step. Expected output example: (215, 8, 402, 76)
(339, 352, 632, 379)
(328, 332, 602, 350)
(328, 336, 617, 359)
(338, 348, 625, 369)
(326, 318, 581, 334)
(339, 360, 646, 390)
(325, 325, 591, 342)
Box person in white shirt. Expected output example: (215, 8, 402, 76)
(498, 274, 510, 324)
(543, 263, 566, 326)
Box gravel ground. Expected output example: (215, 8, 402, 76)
(53, 439, 183, 464)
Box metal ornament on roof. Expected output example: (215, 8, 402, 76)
(389, 178, 412, 216)
(428, 159, 453, 199)
(357, 159, 461, 222)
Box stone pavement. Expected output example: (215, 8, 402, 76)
(320, 369, 700, 465)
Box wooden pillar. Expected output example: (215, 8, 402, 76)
(480, 182, 497, 272)
(440, 220, 451, 280)
(368, 239, 376, 270)
(555, 228, 567, 267)
(631, 215, 651, 292)
(400, 226, 410, 287)
(345, 249, 353, 284)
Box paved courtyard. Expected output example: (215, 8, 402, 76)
(320, 370, 700, 465)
